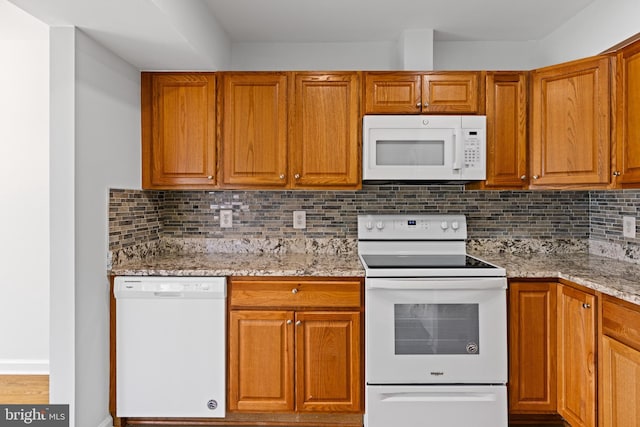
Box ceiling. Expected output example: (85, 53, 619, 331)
(7, 0, 596, 69)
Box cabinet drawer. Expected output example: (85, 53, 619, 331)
(230, 279, 362, 309)
(603, 296, 640, 351)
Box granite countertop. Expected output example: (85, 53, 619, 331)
(110, 251, 366, 278)
(471, 251, 640, 305)
(110, 250, 640, 306)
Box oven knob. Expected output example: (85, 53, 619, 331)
(440, 221, 449, 230)
(376, 221, 385, 230)
(365, 221, 373, 230)
(451, 221, 460, 231)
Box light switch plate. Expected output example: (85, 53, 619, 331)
(220, 209, 233, 228)
(623, 216, 636, 238)
(293, 211, 306, 229)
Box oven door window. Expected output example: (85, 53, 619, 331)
(394, 303, 479, 355)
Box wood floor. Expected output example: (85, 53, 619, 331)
(0, 375, 49, 404)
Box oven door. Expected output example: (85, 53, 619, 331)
(365, 277, 507, 384)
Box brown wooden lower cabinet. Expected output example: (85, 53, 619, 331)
(508, 280, 597, 427)
(556, 283, 597, 427)
(508, 281, 557, 413)
(228, 277, 363, 417)
(600, 295, 640, 427)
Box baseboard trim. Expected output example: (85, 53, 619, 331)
(0, 359, 49, 374)
(97, 415, 114, 427)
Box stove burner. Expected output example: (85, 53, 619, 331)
(361, 254, 499, 269)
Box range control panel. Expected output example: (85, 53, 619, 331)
(357, 214, 467, 240)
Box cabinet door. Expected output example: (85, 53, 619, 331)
(508, 282, 557, 413)
(530, 56, 611, 187)
(601, 336, 640, 427)
(295, 311, 362, 413)
(363, 72, 422, 113)
(557, 285, 596, 427)
(290, 72, 361, 189)
(422, 72, 481, 113)
(228, 310, 295, 412)
(616, 41, 640, 186)
(483, 72, 528, 189)
(141, 73, 216, 189)
(220, 73, 288, 188)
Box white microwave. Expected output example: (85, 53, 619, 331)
(362, 115, 486, 181)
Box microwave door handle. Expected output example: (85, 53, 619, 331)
(452, 129, 463, 170)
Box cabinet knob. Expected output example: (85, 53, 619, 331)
(295, 320, 302, 326)
(291, 288, 299, 294)
(286, 319, 293, 325)
(582, 303, 591, 309)
(294, 174, 301, 179)
(279, 174, 285, 179)
(207, 175, 213, 180)
(520, 175, 527, 180)
(613, 171, 621, 176)
(416, 102, 422, 108)
(532, 175, 539, 180)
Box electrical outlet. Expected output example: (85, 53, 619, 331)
(220, 209, 233, 228)
(623, 216, 636, 238)
(293, 211, 306, 229)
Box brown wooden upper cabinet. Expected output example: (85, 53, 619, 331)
(219, 72, 288, 188)
(477, 72, 528, 189)
(364, 71, 482, 114)
(530, 56, 612, 188)
(289, 72, 361, 189)
(615, 39, 640, 187)
(141, 72, 216, 189)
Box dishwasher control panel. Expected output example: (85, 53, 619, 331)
(115, 277, 226, 298)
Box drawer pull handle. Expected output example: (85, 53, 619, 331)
(583, 303, 591, 309)
(292, 288, 299, 294)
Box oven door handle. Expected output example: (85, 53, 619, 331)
(380, 391, 498, 402)
(366, 278, 506, 290)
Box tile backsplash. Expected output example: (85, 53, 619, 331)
(109, 186, 640, 266)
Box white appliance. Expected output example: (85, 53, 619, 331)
(115, 276, 227, 418)
(358, 215, 507, 427)
(362, 115, 486, 181)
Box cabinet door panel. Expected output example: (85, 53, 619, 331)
(617, 42, 640, 186)
(220, 73, 288, 187)
(228, 310, 294, 412)
(601, 336, 640, 427)
(484, 73, 528, 188)
(364, 72, 422, 113)
(531, 56, 610, 187)
(557, 285, 596, 427)
(290, 73, 360, 189)
(142, 73, 216, 189)
(422, 73, 480, 113)
(295, 311, 362, 412)
(508, 282, 557, 413)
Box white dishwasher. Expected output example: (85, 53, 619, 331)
(115, 276, 226, 418)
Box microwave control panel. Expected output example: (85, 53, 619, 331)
(463, 130, 483, 169)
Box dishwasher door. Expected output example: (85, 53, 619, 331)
(115, 276, 226, 418)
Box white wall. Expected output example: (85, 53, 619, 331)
(434, 40, 540, 70)
(231, 41, 399, 70)
(537, 0, 640, 67)
(0, 0, 49, 374)
(74, 29, 141, 427)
